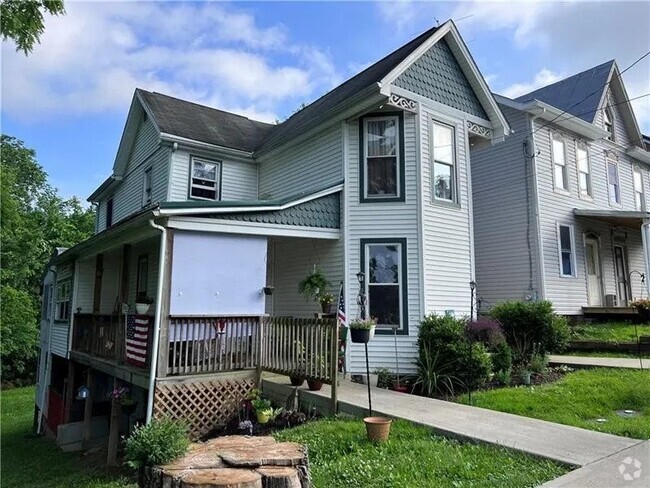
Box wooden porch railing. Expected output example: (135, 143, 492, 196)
(260, 317, 338, 383)
(72, 313, 120, 360)
(166, 316, 260, 376)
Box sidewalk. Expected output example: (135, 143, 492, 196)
(549, 355, 647, 369)
(263, 376, 641, 467)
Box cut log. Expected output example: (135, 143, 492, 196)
(180, 468, 262, 488)
(256, 467, 301, 488)
(220, 443, 306, 468)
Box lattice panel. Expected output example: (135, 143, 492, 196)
(154, 376, 256, 439)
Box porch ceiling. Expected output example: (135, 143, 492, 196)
(574, 208, 650, 228)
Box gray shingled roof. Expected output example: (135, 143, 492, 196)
(137, 90, 274, 153)
(515, 60, 614, 123)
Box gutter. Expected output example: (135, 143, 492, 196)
(159, 133, 254, 160)
(528, 110, 547, 301)
(627, 146, 650, 166)
(145, 219, 167, 423)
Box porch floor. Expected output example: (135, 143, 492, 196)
(263, 375, 640, 467)
(70, 351, 150, 389)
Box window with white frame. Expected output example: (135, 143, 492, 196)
(363, 239, 406, 330)
(362, 115, 401, 199)
(190, 157, 221, 200)
(607, 157, 621, 205)
(432, 121, 456, 202)
(557, 224, 576, 277)
(551, 134, 568, 191)
(576, 143, 592, 197)
(634, 168, 645, 211)
(143, 167, 153, 206)
(55, 280, 71, 321)
(604, 104, 615, 141)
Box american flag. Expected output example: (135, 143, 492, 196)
(126, 315, 150, 368)
(337, 283, 346, 326)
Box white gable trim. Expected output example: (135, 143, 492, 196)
(599, 63, 644, 149)
(379, 20, 510, 140)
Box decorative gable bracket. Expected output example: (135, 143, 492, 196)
(388, 93, 418, 113)
(467, 121, 492, 139)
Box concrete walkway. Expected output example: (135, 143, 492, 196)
(263, 376, 642, 468)
(549, 354, 647, 369)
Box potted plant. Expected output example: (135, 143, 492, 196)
(364, 416, 392, 443)
(306, 353, 326, 391)
(298, 269, 328, 304)
(252, 397, 272, 424)
(349, 319, 376, 344)
(318, 293, 335, 314)
(135, 296, 154, 315)
(289, 340, 306, 386)
(631, 298, 650, 322)
(110, 386, 138, 414)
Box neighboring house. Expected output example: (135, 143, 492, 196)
(35, 20, 509, 449)
(472, 60, 650, 317)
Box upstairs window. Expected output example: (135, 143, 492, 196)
(432, 121, 457, 203)
(607, 158, 621, 205)
(576, 143, 592, 197)
(190, 157, 221, 201)
(604, 105, 615, 141)
(557, 224, 576, 277)
(634, 169, 645, 211)
(55, 280, 71, 321)
(551, 134, 568, 192)
(106, 197, 114, 228)
(143, 167, 153, 206)
(360, 114, 404, 202)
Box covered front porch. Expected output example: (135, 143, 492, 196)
(574, 209, 650, 315)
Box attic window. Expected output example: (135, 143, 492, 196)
(190, 157, 221, 201)
(604, 105, 615, 141)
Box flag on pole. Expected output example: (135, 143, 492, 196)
(126, 315, 150, 368)
(337, 283, 346, 326)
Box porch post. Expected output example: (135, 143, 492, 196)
(642, 220, 650, 296)
(106, 377, 121, 466)
(62, 360, 75, 424)
(81, 369, 95, 450)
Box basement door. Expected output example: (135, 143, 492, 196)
(585, 238, 603, 306)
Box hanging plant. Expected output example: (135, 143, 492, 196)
(298, 269, 328, 302)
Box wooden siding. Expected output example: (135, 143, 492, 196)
(533, 116, 648, 314)
(168, 148, 258, 202)
(258, 124, 343, 200)
(471, 107, 543, 306)
(75, 258, 95, 313)
(345, 110, 422, 374)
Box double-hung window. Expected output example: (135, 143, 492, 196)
(607, 157, 621, 205)
(431, 121, 457, 202)
(551, 134, 568, 192)
(56, 280, 71, 321)
(576, 142, 592, 197)
(143, 167, 153, 206)
(557, 224, 576, 277)
(634, 168, 645, 211)
(362, 239, 407, 333)
(190, 157, 221, 200)
(361, 114, 403, 201)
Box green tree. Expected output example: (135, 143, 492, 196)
(1, 0, 65, 54)
(1, 134, 94, 383)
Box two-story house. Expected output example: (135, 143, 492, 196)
(472, 60, 650, 317)
(35, 20, 510, 452)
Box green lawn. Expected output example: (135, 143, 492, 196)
(570, 322, 650, 343)
(458, 369, 650, 439)
(274, 418, 567, 488)
(1, 386, 135, 488)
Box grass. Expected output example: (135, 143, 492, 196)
(570, 321, 650, 343)
(458, 369, 650, 439)
(274, 418, 568, 488)
(1, 386, 135, 488)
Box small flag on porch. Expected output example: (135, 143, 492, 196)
(126, 315, 150, 368)
(337, 283, 346, 326)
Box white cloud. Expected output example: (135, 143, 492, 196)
(500, 68, 564, 99)
(376, 0, 422, 32)
(1, 2, 337, 122)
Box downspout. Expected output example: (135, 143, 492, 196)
(528, 110, 546, 300)
(146, 218, 167, 423)
(37, 265, 57, 434)
(641, 220, 650, 297)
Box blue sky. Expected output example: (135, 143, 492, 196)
(2, 1, 649, 202)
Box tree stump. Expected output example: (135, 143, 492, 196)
(141, 436, 310, 488)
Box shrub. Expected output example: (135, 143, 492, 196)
(491, 342, 512, 375)
(465, 318, 506, 350)
(124, 418, 189, 469)
(415, 314, 492, 397)
(374, 367, 393, 389)
(489, 301, 568, 364)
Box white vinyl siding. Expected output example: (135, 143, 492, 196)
(51, 263, 72, 357)
(258, 124, 343, 199)
(551, 133, 569, 192)
(143, 167, 153, 206)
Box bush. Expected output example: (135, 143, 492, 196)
(465, 318, 505, 350)
(374, 367, 393, 389)
(489, 301, 568, 364)
(124, 418, 189, 469)
(0, 286, 39, 384)
(415, 315, 492, 397)
(491, 342, 512, 375)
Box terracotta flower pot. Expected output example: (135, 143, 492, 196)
(364, 417, 392, 442)
(289, 376, 305, 387)
(307, 379, 323, 391)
